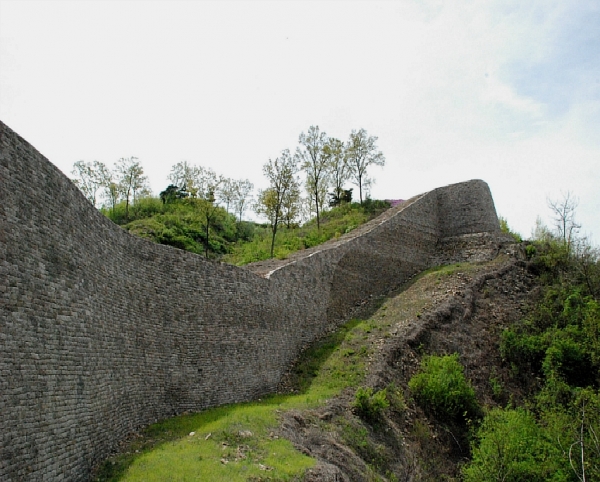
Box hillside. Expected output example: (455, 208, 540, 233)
(102, 196, 391, 264)
(94, 238, 600, 481)
(280, 253, 533, 480)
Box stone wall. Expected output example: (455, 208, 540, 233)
(0, 121, 504, 481)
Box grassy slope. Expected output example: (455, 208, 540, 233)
(102, 196, 390, 264)
(94, 317, 372, 481)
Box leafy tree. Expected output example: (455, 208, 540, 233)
(195, 167, 223, 258)
(159, 184, 188, 204)
(71, 160, 108, 207)
(256, 149, 299, 257)
(168, 161, 199, 198)
(281, 180, 301, 228)
(323, 137, 350, 207)
(219, 178, 237, 214)
(232, 179, 254, 223)
(328, 188, 353, 207)
(346, 129, 385, 204)
(298, 125, 329, 230)
(114, 157, 149, 222)
(463, 408, 563, 482)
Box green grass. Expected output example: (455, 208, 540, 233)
(222, 202, 390, 265)
(103, 197, 391, 264)
(94, 319, 373, 481)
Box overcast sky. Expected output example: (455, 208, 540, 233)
(1, 0, 598, 240)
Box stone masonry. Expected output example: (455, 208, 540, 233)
(0, 121, 507, 481)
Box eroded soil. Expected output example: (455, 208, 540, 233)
(278, 253, 536, 481)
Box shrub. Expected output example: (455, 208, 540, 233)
(352, 387, 389, 421)
(462, 408, 564, 482)
(408, 354, 479, 421)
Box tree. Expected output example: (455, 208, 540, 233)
(256, 150, 299, 257)
(346, 129, 385, 204)
(328, 188, 353, 207)
(195, 167, 223, 258)
(219, 178, 237, 214)
(159, 184, 188, 204)
(281, 181, 301, 228)
(168, 161, 199, 197)
(114, 157, 149, 222)
(232, 179, 254, 223)
(323, 137, 349, 207)
(548, 191, 581, 250)
(298, 125, 329, 230)
(71, 160, 107, 207)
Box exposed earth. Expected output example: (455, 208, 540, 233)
(276, 248, 536, 481)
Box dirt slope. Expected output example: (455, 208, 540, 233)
(277, 252, 536, 481)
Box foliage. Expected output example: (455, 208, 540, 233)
(298, 125, 329, 229)
(256, 150, 300, 258)
(114, 157, 150, 222)
(408, 353, 479, 421)
(323, 137, 350, 208)
(103, 197, 239, 257)
(346, 128, 385, 204)
(328, 187, 353, 207)
(224, 201, 390, 265)
(352, 387, 390, 421)
(462, 408, 566, 482)
(470, 220, 600, 481)
(499, 215, 523, 242)
(501, 253, 600, 389)
(159, 184, 188, 204)
(71, 160, 109, 207)
(94, 315, 383, 481)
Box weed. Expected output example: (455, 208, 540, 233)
(352, 387, 390, 421)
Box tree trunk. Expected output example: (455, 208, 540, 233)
(205, 213, 210, 258)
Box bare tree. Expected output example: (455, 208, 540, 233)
(346, 129, 385, 204)
(256, 150, 299, 257)
(298, 125, 329, 230)
(548, 191, 581, 250)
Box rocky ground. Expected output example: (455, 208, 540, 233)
(276, 250, 537, 481)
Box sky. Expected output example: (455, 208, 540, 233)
(1, 0, 599, 240)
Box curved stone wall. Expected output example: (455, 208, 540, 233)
(0, 121, 503, 481)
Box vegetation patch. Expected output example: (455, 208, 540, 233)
(408, 353, 479, 422)
(94, 317, 381, 481)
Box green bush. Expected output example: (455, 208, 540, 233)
(352, 387, 390, 421)
(462, 408, 564, 482)
(408, 354, 479, 421)
(501, 286, 599, 388)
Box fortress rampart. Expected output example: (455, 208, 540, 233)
(0, 121, 505, 481)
